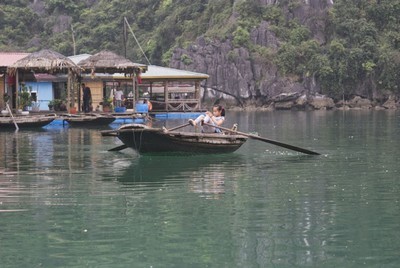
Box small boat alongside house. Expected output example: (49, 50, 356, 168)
(62, 113, 116, 126)
(0, 114, 57, 130)
(101, 124, 248, 155)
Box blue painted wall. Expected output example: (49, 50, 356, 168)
(24, 82, 53, 111)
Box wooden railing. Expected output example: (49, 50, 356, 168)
(152, 99, 200, 112)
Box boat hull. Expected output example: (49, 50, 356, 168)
(64, 116, 115, 126)
(117, 127, 247, 155)
(0, 115, 55, 130)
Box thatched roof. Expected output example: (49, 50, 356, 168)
(77, 50, 147, 74)
(7, 49, 79, 75)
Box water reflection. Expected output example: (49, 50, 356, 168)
(111, 154, 250, 199)
(1, 111, 400, 267)
(0, 127, 112, 174)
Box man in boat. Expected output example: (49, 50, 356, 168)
(82, 83, 92, 113)
(189, 105, 225, 133)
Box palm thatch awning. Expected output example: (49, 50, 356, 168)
(7, 49, 79, 75)
(6, 49, 80, 111)
(77, 50, 147, 74)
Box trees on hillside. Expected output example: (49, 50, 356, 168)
(1, 0, 399, 97)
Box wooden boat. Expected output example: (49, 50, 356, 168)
(102, 124, 248, 155)
(0, 114, 57, 130)
(63, 113, 116, 126)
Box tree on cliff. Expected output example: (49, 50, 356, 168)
(1, 0, 399, 101)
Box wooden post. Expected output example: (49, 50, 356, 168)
(195, 81, 200, 111)
(78, 79, 81, 112)
(164, 81, 168, 111)
(67, 69, 71, 111)
(0, 75, 4, 109)
(70, 72, 75, 108)
(15, 70, 19, 111)
(132, 74, 136, 111)
(150, 82, 153, 98)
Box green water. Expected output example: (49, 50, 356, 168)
(0, 111, 399, 267)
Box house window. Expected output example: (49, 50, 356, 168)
(53, 82, 67, 100)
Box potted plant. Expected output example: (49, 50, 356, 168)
(69, 104, 77, 114)
(102, 97, 113, 112)
(48, 100, 54, 111)
(54, 99, 61, 111)
(59, 100, 67, 112)
(19, 86, 32, 111)
(49, 99, 67, 112)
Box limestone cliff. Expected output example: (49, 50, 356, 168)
(170, 0, 333, 107)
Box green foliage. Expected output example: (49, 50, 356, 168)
(376, 47, 400, 92)
(288, 24, 310, 45)
(251, 46, 277, 66)
(227, 50, 239, 63)
(19, 85, 32, 109)
(235, 0, 263, 19)
(273, 0, 400, 97)
(0, 4, 42, 49)
(180, 54, 193, 65)
(232, 26, 250, 47)
(262, 5, 284, 25)
(45, 0, 84, 16)
(1, 0, 400, 98)
(161, 48, 173, 66)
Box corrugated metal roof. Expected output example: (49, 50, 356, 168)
(68, 54, 209, 79)
(140, 65, 209, 79)
(34, 73, 60, 82)
(68, 54, 92, 64)
(0, 52, 30, 67)
(112, 65, 209, 80)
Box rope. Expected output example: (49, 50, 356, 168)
(124, 17, 151, 65)
(131, 128, 144, 153)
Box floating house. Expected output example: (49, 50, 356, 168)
(0, 52, 73, 111)
(72, 51, 147, 112)
(138, 65, 209, 112)
(71, 53, 209, 112)
(6, 49, 80, 112)
(1, 50, 209, 113)
(23, 74, 65, 111)
(0, 52, 30, 110)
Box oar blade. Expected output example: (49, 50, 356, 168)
(248, 134, 320, 155)
(203, 122, 320, 155)
(108, 144, 128, 152)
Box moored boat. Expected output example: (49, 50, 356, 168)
(63, 113, 115, 126)
(102, 124, 248, 155)
(0, 114, 57, 130)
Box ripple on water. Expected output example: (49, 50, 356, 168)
(1, 112, 400, 267)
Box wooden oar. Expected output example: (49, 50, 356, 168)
(6, 102, 19, 131)
(204, 123, 320, 155)
(108, 144, 128, 152)
(101, 129, 119, 137)
(163, 122, 190, 132)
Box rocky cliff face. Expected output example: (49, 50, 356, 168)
(170, 0, 335, 108)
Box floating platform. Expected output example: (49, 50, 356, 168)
(150, 112, 203, 119)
